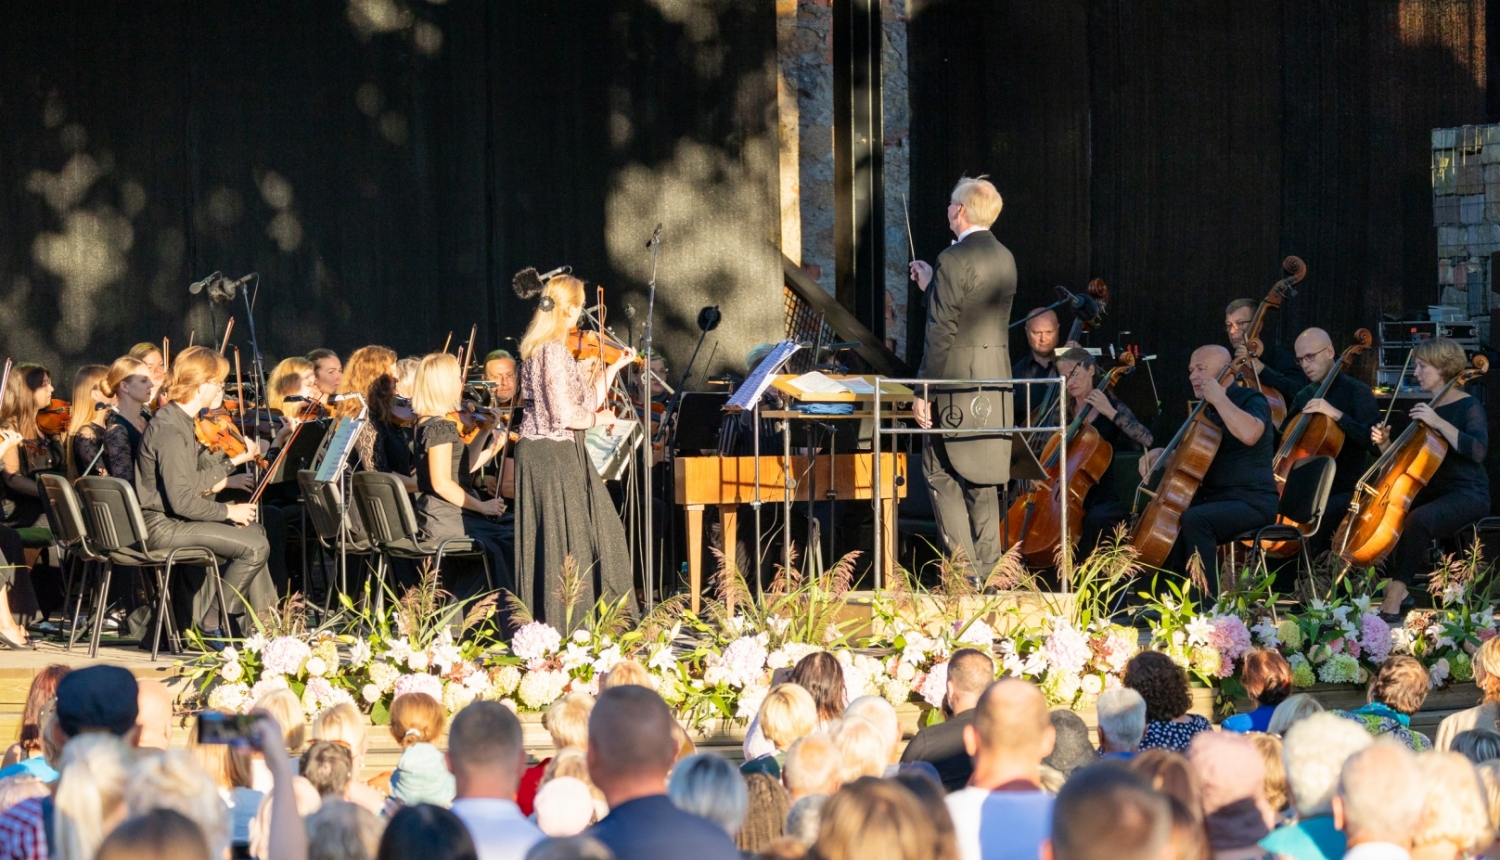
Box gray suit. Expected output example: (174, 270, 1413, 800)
(917, 228, 1017, 574)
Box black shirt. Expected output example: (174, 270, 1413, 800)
(135, 403, 235, 522)
(412, 417, 471, 540)
(1198, 384, 1278, 507)
(1242, 342, 1307, 407)
(1284, 374, 1380, 495)
(1013, 352, 1060, 429)
(898, 707, 975, 792)
(1421, 396, 1489, 502)
(1081, 395, 1149, 510)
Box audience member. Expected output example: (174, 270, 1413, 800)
(540, 749, 607, 823)
(125, 750, 232, 860)
(599, 660, 652, 691)
(1410, 752, 1493, 860)
(523, 836, 617, 860)
(1128, 750, 1204, 825)
(188, 711, 263, 850)
(1435, 636, 1500, 751)
(1043, 709, 1097, 777)
(389, 692, 456, 807)
(1040, 765, 1171, 860)
(307, 800, 386, 860)
(446, 700, 543, 860)
(1332, 743, 1425, 860)
(303, 741, 355, 798)
(95, 809, 211, 860)
(1165, 794, 1212, 860)
(945, 679, 1055, 860)
(1125, 651, 1211, 752)
(782, 733, 841, 802)
(584, 686, 740, 860)
(812, 777, 940, 860)
(0, 777, 47, 816)
(519, 693, 594, 815)
(743, 685, 817, 778)
(1186, 730, 1272, 859)
(1448, 728, 1500, 764)
(785, 795, 827, 848)
(1335, 656, 1432, 751)
(1222, 650, 1293, 734)
(1097, 688, 1148, 758)
(377, 803, 478, 860)
(1247, 733, 1288, 819)
(1473, 761, 1500, 857)
(891, 772, 960, 860)
(135, 679, 175, 752)
(254, 688, 308, 791)
(667, 754, 747, 838)
(1267, 693, 1325, 737)
(745, 653, 846, 761)
(50, 734, 133, 860)
(899, 647, 995, 791)
(831, 718, 887, 783)
(0, 665, 68, 779)
(312, 702, 386, 814)
(534, 778, 596, 838)
(736, 772, 789, 854)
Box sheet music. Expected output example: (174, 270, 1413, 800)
(313, 417, 368, 483)
(727, 340, 801, 411)
(787, 371, 850, 395)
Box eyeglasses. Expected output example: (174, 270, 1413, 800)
(1295, 348, 1332, 365)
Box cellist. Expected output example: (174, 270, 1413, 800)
(1225, 298, 1305, 407)
(1138, 345, 1278, 588)
(1283, 327, 1379, 553)
(1368, 338, 1489, 619)
(1053, 348, 1153, 553)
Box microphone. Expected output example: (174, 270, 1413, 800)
(1054, 285, 1100, 321)
(539, 266, 572, 281)
(188, 272, 221, 295)
(645, 223, 663, 248)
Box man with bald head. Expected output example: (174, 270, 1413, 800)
(1284, 328, 1380, 555)
(1139, 345, 1278, 590)
(585, 686, 739, 860)
(1012, 308, 1065, 437)
(945, 679, 1057, 860)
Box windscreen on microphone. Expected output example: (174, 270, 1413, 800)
(512, 267, 545, 300)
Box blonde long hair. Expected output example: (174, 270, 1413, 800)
(519, 275, 586, 360)
(267, 357, 314, 414)
(64, 364, 110, 478)
(411, 353, 463, 418)
(51, 733, 132, 860)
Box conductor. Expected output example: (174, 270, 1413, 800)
(910, 176, 1017, 579)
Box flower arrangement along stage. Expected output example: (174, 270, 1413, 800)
(182, 536, 1500, 726)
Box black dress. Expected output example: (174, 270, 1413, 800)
(411, 417, 512, 600)
(70, 423, 108, 479)
(1386, 396, 1490, 587)
(104, 410, 146, 481)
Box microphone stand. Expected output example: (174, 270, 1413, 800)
(640, 224, 661, 610)
(239, 275, 272, 484)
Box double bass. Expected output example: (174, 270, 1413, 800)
(1236, 256, 1307, 429)
(1129, 355, 1253, 568)
(1004, 352, 1136, 567)
(1335, 355, 1489, 567)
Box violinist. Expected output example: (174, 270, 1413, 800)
(100, 356, 153, 481)
(514, 273, 634, 628)
(135, 346, 272, 639)
(338, 345, 416, 492)
(0, 429, 33, 648)
(0, 363, 60, 531)
(1054, 349, 1153, 553)
(1225, 298, 1305, 404)
(1284, 328, 1379, 552)
(63, 364, 111, 480)
(308, 348, 343, 405)
(1369, 338, 1489, 619)
(482, 350, 519, 406)
(127, 342, 167, 407)
(1138, 345, 1278, 589)
(268, 357, 317, 418)
(409, 352, 511, 598)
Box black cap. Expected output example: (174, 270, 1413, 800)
(55, 665, 139, 737)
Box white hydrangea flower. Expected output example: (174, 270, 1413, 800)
(208, 682, 251, 712)
(347, 639, 372, 668)
(219, 661, 244, 683)
(572, 628, 592, 644)
(1080, 674, 1105, 696)
(407, 651, 430, 672)
(361, 684, 381, 704)
(489, 665, 522, 698)
(648, 645, 677, 673)
(895, 660, 917, 682)
(518, 669, 570, 710)
(736, 682, 772, 719)
(305, 656, 328, 678)
(243, 633, 267, 654)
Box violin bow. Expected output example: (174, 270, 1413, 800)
(218, 316, 235, 356)
(233, 347, 247, 438)
(442, 331, 453, 355)
(462, 324, 478, 380)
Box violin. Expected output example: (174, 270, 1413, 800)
(566, 329, 644, 367)
(36, 399, 71, 437)
(447, 402, 498, 445)
(194, 409, 269, 469)
(1005, 353, 1136, 567)
(1129, 355, 1252, 568)
(1236, 256, 1307, 430)
(1334, 355, 1489, 567)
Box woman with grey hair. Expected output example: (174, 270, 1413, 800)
(667, 753, 748, 838)
(1096, 688, 1147, 756)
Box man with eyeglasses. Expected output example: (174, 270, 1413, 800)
(1224, 298, 1305, 425)
(1283, 327, 1380, 554)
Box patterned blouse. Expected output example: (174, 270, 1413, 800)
(1139, 714, 1213, 752)
(520, 340, 597, 442)
(1335, 703, 1432, 751)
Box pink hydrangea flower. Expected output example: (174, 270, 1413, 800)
(511, 622, 563, 665)
(1359, 613, 1393, 664)
(917, 662, 948, 709)
(1208, 616, 1253, 664)
(1042, 623, 1091, 676)
(1479, 627, 1498, 643)
(392, 672, 443, 704)
(261, 637, 311, 677)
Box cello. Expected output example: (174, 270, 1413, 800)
(1004, 352, 1136, 567)
(1129, 353, 1255, 568)
(1334, 354, 1489, 567)
(1236, 256, 1307, 429)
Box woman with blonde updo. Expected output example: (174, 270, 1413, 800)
(514, 272, 634, 629)
(64, 364, 112, 480)
(99, 356, 154, 481)
(1436, 635, 1500, 750)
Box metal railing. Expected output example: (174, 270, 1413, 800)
(871, 376, 1070, 590)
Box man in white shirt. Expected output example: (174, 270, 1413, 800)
(944, 679, 1056, 860)
(447, 701, 544, 860)
(1333, 743, 1424, 860)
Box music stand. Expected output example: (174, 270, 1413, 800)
(673, 392, 731, 454)
(264, 419, 333, 485)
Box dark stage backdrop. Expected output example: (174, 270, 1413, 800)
(0, 0, 781, 382)
(907, 0, 1490, 413)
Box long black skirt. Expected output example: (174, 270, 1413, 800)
(514, 433, 634, 632)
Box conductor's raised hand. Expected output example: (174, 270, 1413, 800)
(909, 260, 933, 292)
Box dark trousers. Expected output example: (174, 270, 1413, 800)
(1165, 496, 1276, 592)
(923, 436, 1001, 575)
(145, 515, 275, 632)
(1080, 499, 1130, 557)
(1387, 491, 1490, 587)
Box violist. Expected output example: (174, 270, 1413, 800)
(1368, 338, 1489, 619)
(308, 348, 343, 406)
(1053, 348, 1153, 554)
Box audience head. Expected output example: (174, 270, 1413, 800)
(1334, 742, 1425, 849)
(390, 691, 445, 749)
(761, 685, 819, 753)
(1266, 692, 1324, 736)
(667, 753, 747, 836)
(1411, 751, 1495, 858)
(833, 718, 889, 782)
(523, 836, 617, 860)
(813, 777, 941, 860)
(1123, 651, 1192, 723)
(891, 772, 959, 860)
(1474, 636, 1500, 703)
(134, 680, 174, 751)
(52, 733, 132, 860)
(542, 748, 607, 823)
(1186, 731, 1270, 850)
(587, 685, 678, 804)
(1451, 728, 1500, 764)
(1368, 655, 1430, 715)
(790, 652, 847, 722)
(534, 777, 597, 837)
(966, 679, 1055, 776)
(187, 712, 253, 792)
(737, 772, 791, 854)
(448, 700, 526, 798)
(1239, 649, 1293, 708)
(843, 696, 899, 760)
(255, 687, 307, 752)
(783, 732, 842, 800)
(126, 750, 231, 860)
(1043, 709, 1096, 776)
(944, 648, 995, 714)
(1164, 794, 1211, 860)
(1096, 688, 1147, 753)
(306, 799, 386, 860)
(1281, 712, 1373, 818)
(1128, 750, 1203, 824)
(313, 702, 369, 759)
(600, 659, 653, 691)
(55, 665, 140, 743)
(15, 664, 69, 759)
(1043, 765, 1171, 860)
(0, 774, 49, 812)
(302, 740, 354, 797)
(1247, 732, 1288, 814)
(376, 803, 477, 860)
(95, 809, 210, 860)
(1474, 761, 1500, 838)
(786, 794, 827, 848)
(544, 692, 595, 751)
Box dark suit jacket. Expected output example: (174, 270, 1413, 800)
(917, 229, 1018, 485)
(899, 707, 976, 792)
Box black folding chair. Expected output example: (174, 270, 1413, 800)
(38, 475, 114, 655)
(297, 470, 383, 613)
(76, 476, 228, 661)
(350, 471, 493, 613)
(1229, 456, 1336, 591)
